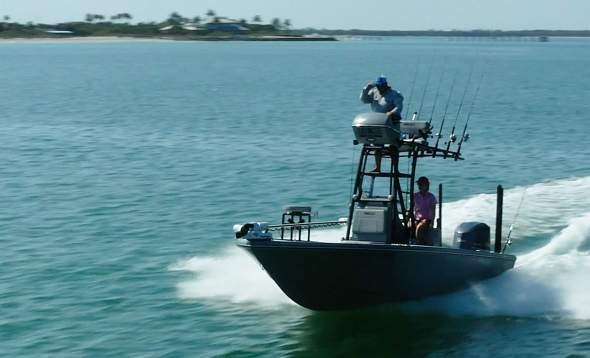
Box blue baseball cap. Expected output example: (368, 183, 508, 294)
(374, 75, 388, 86)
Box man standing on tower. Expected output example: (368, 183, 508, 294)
(360, 75, 404, 172)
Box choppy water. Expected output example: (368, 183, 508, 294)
(1, 37, 589, 357)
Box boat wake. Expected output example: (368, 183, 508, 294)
(407, 212, 590, 319)
(170, 247, 293, 308)
(171, 176, 590, 319)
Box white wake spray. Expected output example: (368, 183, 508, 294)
(169, 248, 294, 307)
(406, 212, 590, 319)
(441, 176, 590, 245)
(171, 176, 590, 318)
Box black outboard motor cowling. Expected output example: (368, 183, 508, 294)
(453, 222, 491, 251)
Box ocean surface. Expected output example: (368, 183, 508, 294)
(1, 37, 589, 357)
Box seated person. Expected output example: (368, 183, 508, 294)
(414, 176, 437, 245)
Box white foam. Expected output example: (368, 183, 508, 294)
(169, 227, 346, 309)
(407, 213, 590, 319)
(173, 176, 590, 319)
(442, 176, 590, 245)
(170, 247, 295, 308)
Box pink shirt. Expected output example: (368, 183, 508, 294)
(414, 191, 437, 221)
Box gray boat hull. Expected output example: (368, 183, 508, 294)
(237, 239, 516, 310)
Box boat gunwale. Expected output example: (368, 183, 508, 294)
(236, 239, 517, 262)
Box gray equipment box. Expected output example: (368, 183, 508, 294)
(352, 113, 401, 145)
(400, 120, 431, 139)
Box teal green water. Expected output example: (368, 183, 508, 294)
(1, 38, 589, 356)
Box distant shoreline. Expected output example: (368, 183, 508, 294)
(0, 36, 162, 42)
(0, 35, 338, 42)
(300, 29, 590, 37)
(2, 30, 590, 43)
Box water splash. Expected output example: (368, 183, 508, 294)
(172, 176, 590, 319)
(441, 176, 590, 245)
(170, 248, 294, 308)
(408, 213, 590, 319)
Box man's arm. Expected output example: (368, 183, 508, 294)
(386, 91, 404, 118)
(360, 83, 374, 104)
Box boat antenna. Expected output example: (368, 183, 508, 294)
(455, 69, 486, 159)
(444, 61, 476, 156)
(432, 67, 459, 154)
(428, 59, 447, 125)
(404, 61, 421, 120)
(502, 187, 527, 253)
(416, 56, 436, 119)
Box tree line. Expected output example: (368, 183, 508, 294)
(0, 10, 296, 37)
(85, 13, 133, 23)
(165, 10, 291, 29)
(29, 9, 293, 30)
(0, 9, 296, 37)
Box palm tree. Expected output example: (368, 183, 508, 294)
(271, 18, 281, 30)
(252, 15, 262, 23)
(206, 9, 216, 22)
(3, 15, 10, 22)
(283, 19, 291, 29)
(112, 13, 132, 23)
(192, 16, 202, 25)
(168, 12, 183, 25)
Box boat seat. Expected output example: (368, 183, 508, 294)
(424, 227, 442, 246)
(391, 215, 409, 244)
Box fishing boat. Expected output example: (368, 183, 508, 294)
(233, 112, 516, 310)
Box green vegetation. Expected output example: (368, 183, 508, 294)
(0, 10, 299, 39)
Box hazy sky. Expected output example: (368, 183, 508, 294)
(2, 0, 589, 30)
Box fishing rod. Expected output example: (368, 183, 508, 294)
(455, 69, 486, 159)
(444, 62, 476, 156)
(428, 59, 447, 126)
(502, 187, 527, 253)
(432, 67, 459, 154)
(416, 56, 436, 120)
(404, 61, 421, 120)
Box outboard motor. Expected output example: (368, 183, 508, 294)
(453, 222, 490, 251)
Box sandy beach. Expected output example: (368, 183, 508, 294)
(0, 36, 172, 43)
